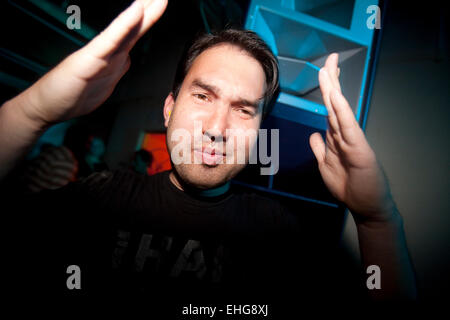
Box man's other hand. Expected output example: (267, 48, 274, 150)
(18, 0, 167, 127)
(310, 53, 397, 225)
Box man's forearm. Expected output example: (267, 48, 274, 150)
(0, 91, 48, 180)
(356, 208, 418, 300)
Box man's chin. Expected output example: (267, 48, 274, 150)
(174, 163, 242, 190)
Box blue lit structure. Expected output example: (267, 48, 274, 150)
(247, 0, 379, 124)
(233, 0, 382, 209)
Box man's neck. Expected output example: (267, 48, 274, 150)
(169, 170, 230, 197)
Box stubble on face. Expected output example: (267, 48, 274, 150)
(165, 44, 266, 190)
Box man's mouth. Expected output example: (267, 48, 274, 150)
(194, 147, 225, 166)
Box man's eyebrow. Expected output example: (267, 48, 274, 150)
(190, 79, 220, 97)
(191, 78, 263, 109)
(232, 98, 263, 110)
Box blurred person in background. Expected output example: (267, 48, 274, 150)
(18, 144, 78, 193)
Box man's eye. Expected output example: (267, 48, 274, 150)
(194, 94, 208, 101)
(237, 108, 253, 116)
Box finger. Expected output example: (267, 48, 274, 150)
(330, 88, 361, 145)
(319, 68, 340, 134)
(86, 1, 144, 59)
(325, 129, 340, 155)
(309, 132, 326, 165)
(324, 53, 341, 92)
(137, 0, 168, 38)
(113, 0, 168, 54)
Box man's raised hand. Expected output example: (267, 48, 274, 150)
(19, 0, 168, 127)
(309, 53, 396, 224)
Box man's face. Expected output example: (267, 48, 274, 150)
(164, 44, 266, 189)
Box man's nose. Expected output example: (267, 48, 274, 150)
(203, 103, 230, 143)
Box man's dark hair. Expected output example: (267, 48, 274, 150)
(172, 29, 279, 119)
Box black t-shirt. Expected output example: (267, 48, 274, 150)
(4, 168, 364, 308)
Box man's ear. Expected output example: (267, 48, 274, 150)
(163, 92, 175, 128)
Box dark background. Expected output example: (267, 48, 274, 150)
(0, 0, 449, 304)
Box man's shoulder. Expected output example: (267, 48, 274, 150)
(55, 169, 168, 212)
(77, 168, 166, 192)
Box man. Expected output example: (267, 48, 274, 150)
(0, 0, 416, 304)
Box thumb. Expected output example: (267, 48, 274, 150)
(309, 132, 326, 165)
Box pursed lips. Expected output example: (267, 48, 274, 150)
(193, 146, 226, 165)
(201, 146, 225, 156)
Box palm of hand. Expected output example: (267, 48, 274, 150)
(310, 54, 394, 223)
(22, 0, 167, 125)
